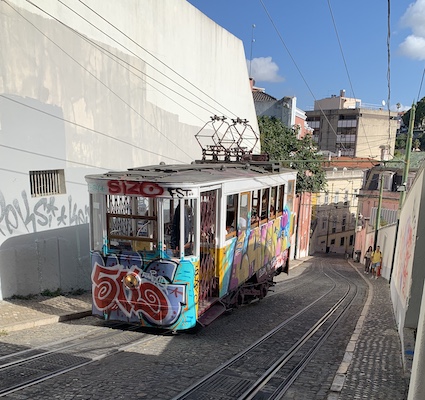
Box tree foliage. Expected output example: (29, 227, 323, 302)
(399, 97, 425, 151)
(402, 96, 425, 128)
(258, 116, 327, 193)
(395, 133, 407, 150)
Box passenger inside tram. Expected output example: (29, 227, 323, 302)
(170, 203, 193, 256)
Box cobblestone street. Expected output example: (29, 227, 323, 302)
(0, 257, 408, 399)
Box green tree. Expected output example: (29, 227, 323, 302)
(414, 138, 421, 151)
(402, 96, 425, 128)
(395, 133, 407, 150)
(258, 116, 327, 193)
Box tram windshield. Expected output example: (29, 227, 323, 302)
(89, 192, 196, 258)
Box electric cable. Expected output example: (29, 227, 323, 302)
(0, 94, 186, 164)
(77, 0, 239, 119)
(15, 0, 194, 160)
(259, 0, 345, 152)
(326, 0, 376, 158)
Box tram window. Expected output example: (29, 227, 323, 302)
(287, 180, 295, 211)
(89, 193, 104, 252)
(106, 195, 157, 252)
(168, 199, 195, 257)
(163, 199, 177, 253)
(251, 190, 261, 227)
(270, 186, 277, 219)
(238, 192, 250, 231)
(226, 194, 238, 239)
(260, 188, 270, 222)
(277, 185, 285, 215)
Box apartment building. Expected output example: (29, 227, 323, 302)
(306, 90, 398, 159)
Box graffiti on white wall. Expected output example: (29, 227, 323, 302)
(0, 190, 89, 236)
(395, 196, 419, 307)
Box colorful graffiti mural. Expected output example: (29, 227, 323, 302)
(395, 216, 415, 306)
(218, 206, 291, 297)
(91, 251, 197, 329)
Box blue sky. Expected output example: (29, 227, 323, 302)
(187, 0, 425, 112)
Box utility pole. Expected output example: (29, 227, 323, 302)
(389, 101, 416, 283)
(374, 173, 384, 249)
(400, 103, 416, 207)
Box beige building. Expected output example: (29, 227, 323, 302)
(310, 157, 376, 255)
(306, 90, 398, 159)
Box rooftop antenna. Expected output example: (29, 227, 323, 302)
(249, 24, 256, 78)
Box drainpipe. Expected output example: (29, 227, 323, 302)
(374, 174, 384, 249)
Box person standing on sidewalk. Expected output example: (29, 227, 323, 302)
(364, 246, 373, 273)
(370, 246, 382, 279)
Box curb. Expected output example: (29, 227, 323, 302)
(327, 260, 374, 399)
(2, 310, 92, 333)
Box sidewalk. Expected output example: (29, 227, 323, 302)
(0, 291, 92, 333)
(328, 259, 409, 399)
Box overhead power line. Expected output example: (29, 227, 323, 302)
(0, 94, 186, 164)
(76, 0, 239, 119)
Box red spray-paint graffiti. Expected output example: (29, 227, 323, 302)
(91, 261, 186, 327)
(107, 181, 164, 197)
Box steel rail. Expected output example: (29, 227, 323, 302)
(0, 322, 142, 369)
(242, 266, 358, 399)
(172, 266, 340, 400)
(0, 328, 172, 397)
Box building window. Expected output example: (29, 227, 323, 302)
(349, 235, 354, 246)
(29, 169, 66, 197)
(324, 192, 329, 204)
(330, 239, 335, 245)
(334, 191, 339, 204)
(340, 237, 345, 246)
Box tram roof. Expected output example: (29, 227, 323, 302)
(86, 161, 296, 186)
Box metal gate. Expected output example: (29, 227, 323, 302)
(198, 190, 218, 311)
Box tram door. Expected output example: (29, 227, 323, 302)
(198, 190, 219, 313)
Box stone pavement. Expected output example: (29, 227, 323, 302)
(328, 259, 409, 400)
(0, 256, 412, 399)
(0, 291, 92, 333)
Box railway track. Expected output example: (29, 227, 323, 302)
(0, 322, 172, 397)
(172, 262, 359, 399)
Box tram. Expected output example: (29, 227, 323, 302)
(85, 157, 296, 331)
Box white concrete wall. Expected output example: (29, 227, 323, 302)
(376, 223, 397, 280)
(391, 166, 424, 333)
(408, 282, 425, 400)
(0, 0, 259, 299)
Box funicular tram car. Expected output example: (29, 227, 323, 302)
(85, 160, 297, 331)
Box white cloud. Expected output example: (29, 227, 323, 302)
(399, 0, 425, 60)
(390, 103, 410, 112)
(246, 57, 284, 83)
